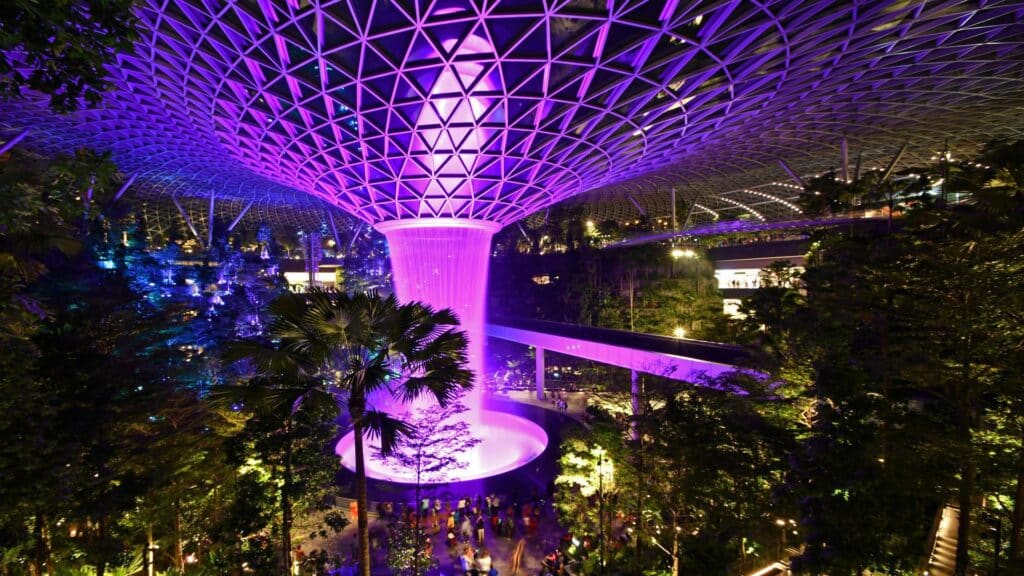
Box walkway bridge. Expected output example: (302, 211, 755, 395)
(485, 318, 750, 400)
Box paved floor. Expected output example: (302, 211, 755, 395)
(496, 389, 589, 423)
(299, 503, 565, 575)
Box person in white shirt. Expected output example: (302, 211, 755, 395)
(476, 547, 492, 575)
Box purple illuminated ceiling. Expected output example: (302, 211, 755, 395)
(2, 1, 1024, 228)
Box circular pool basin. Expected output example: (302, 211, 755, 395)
(335, 410, 548, 484)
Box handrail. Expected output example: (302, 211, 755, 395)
(488, 316, 749, 367)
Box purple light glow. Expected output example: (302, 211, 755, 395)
(335, 410, 548, 484)
(361, 219, 553, 484)
(4, 2, 1024, 227)
(377, 218, 500, 411)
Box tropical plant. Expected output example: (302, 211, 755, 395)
(223, 288, 472, 576)
(0, 0, 138, 111)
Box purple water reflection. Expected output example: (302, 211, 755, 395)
(335, 410, 548, 484)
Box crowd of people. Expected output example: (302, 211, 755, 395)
(370, 490, 573, 576)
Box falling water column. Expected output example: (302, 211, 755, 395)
(337, 218, 549, 483)
(376, 218, 501, 412)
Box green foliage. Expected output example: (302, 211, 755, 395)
(797, 168, 929, 217)
(385, 523, 437, 576)
(556, 375, 792, 575)
(0, 0, 139, 111)
(774, 139, 1024, 575)
(490, 239, 724, 339)
(53, 554, 142, 576)
(0, 149, 122, 342)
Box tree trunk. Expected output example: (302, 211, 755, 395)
(174, 499, 185, 572)
(96, 517, 107, 576)
(282, 418, 294, 575)
(354, 419, 372, 576)
(954, 408, 974, 576)
(1009, 436, 1024, 561)
(671, 511, 680, 576)
(413, 462, 422, 576)
(146, 526, 155, 576)
(32, 513, 50, 576)
(631, 383, 644, 574)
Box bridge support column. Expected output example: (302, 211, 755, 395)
(535, 347, 545, 401)
(631, 370, 642, 442)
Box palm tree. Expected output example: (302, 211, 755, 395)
(223, 287, 472, 576)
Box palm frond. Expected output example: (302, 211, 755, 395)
(222, 340, 308, 379)
(208, 382, 289, 418)
(399, 357, 474, 407)
(341, 351, 395, 396)
(359, 409, 413, 457)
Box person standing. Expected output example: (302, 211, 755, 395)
(460, 515, 473, 543)
(459, 546, 475, 576)
(475, 515, 486, 543)
(502, 515, 515, 539)
(475, 547, 493, 576)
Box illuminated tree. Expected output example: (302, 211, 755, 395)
(373, 402, 480, 576)
(225, 288, 472, 576)
(555, 426, 621, 574)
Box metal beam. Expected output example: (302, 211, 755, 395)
(228, 198, 255, 231)
(840, 137, 849, 183)
(113, 173, 138, 201)
(486, 322, 741, 381)
(880, 142, 908, 183)
(681, 191, 702, 231)
(777, 159, 806, 189)
(347, 222, 364, 250)
(326, 209, 342, 249)
(171, 195, 203, 246)
(516, 222, 531, 241)
(0, 130, 29, 155)
(670, 187, 677, 232)
(605, 215, 883, 249)
(207, 194, 216, 246)
(627, 195, 647, 216)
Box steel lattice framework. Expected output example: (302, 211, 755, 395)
(2, 0, 1024, 230)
